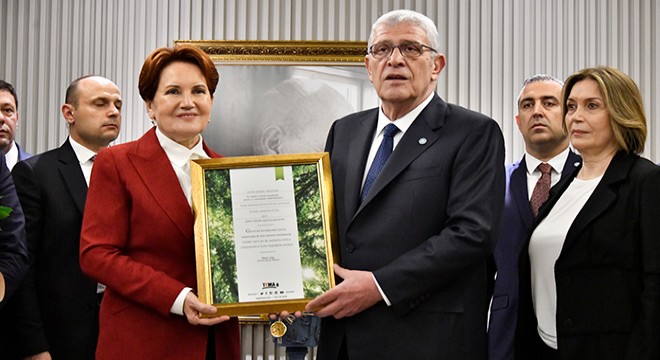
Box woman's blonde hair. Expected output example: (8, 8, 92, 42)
(562, 66, 647, 154)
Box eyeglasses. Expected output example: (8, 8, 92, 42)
(368, 41, 437, 60)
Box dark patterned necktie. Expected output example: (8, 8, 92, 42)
(530, 162, 552, 217)
(360, 123, 400, 203)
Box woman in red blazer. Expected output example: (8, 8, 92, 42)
(80, 45, 240, 360)
(515, 67, 660, 359)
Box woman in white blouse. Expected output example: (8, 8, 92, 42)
(515, 66, 660, 360)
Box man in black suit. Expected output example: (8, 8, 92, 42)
(0, 75, 122, 359)
(0, 154, 27, 310)
(305, 9, 505, 359)
(487, 75, 581, 360)
(0, 80, 31, 169)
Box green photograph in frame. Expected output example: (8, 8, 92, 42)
(191, 152, 338, 317)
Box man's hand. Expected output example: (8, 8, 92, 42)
(305, 264, 382, 319)
(183, 292, 230, 326)
(0, 272, 5, 302)
(268, 310, 303, 321)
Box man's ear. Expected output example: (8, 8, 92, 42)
(365, 56, 374, 83)
(430, 53, 446, 81)
(260, 125, 283, 155)
(515, 114, 520, 126)
(61, 104, 75, 126)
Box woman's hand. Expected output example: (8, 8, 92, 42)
(183, 291, 230, 326)
(24, 351, 52, 360)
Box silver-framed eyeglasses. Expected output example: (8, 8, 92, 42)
(368, 41, 437, 60)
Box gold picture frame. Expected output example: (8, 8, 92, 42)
(175, 40, 378, 157)
(191, 153, 338, 317)
(175, 40, 368, 64)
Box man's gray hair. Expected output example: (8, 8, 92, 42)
(516, 74, 564, 105)
(522, 74, 563, 88)
(368, 10, 441, 53)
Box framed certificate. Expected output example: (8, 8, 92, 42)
(191, 152, 338, 317)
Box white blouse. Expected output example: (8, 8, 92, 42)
(528, 175, 601, 349)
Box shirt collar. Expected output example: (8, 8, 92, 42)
(69, 137, 98, 163)
(4, 141, 19, 168)
(376, 92, 435, 134)
(525, 147, 571, 174)
(155, 127, 209, 167)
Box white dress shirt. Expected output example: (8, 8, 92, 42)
(68, 137, 97, 186)
(523, 147, 572, 200)
(156, 128, 210, 206)
(4, 141, 19, 170)
(155, 128, 210, 315)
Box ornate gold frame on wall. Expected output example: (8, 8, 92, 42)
(175, 40, 368, 64)
(173, 40, 376, 158)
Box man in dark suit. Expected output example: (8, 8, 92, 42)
(487, 74, 581, 360)
(0, 154, 28, 310)
(305, 9, 505, 359)
(0, 80, 31, 170)
(0, 75, 122, 359)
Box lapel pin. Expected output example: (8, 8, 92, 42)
(574, 162, 580, 167)
(418, 137, 427, 145)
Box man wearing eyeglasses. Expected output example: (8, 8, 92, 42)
(305, 9, 505, 359)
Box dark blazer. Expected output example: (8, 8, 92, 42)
(79, 128, 240, 360)
(0, 154, 28, 310)
(516, 151, 660, 359)
(318, 94, 505, 359)
(0, 139, 99, 359)
(488, 151, 580, 360)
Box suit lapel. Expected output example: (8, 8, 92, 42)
(521, 150, 581, 226)
(127, 129, 194, 239)
(357, 95, 445, 213)
(561, 150, 581, 179)
(559, 152, 630, 256)
(510, 159, 533, 228)
(344, 111, 378, 218)
(57, 139, 88, 214)
(202, 141, 221, 158)
(17, 144, 31, 161)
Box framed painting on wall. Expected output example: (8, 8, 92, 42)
(175, 40, 379, 157)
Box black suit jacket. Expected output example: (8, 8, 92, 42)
(488, 151, 581, 360)
(0, 139, 99, 359)
(0, 154, 28, 310)
(516, 151, 660, 359)
(318, 94, 505, 359)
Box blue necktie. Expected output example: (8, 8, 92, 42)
(361, 123, 400, 203)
